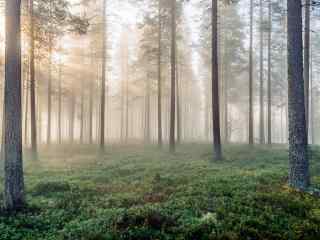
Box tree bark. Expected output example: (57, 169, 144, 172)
(157, 0, 163, 147)
(212, 0, 222, 160)
(304, 0, 310, 141)
(259, 0, 265, 144)
(248, 0, 254, 145)
(169, 0, 176, 153)
(4, 0, 25, 211)
(267, 0, 272, 144)
(287, 0, 310, 190)
(29, 0, 37, 158)
(58, 63, 62, 144)
(100, 0, 107, 151)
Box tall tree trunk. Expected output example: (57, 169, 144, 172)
(169, 0, 176, 153)
(248, 0, 254, 145)
(4, 0, 25, 211)
(58, 63, 62, 144)
(80, 77, 84, 144)
(310, 43, 314, 144)
(89, 51, 94, 144)
(69, 93, 75, 144)
(304, 0, 310, 141)
(125, 40, 129, 143)
(100, 0, 107, 151)
(287, 0, 309, 190)
(212, 0, 222, 160)
(267, 0, 272, 144)
(259, 0, 265, 144)
(47, 0, 53, 145)
(176, 56, 181, 144)
(24, 73, 29, 147)
(29, 0, 37, 158)
(145, 73, 151, 143)
(157, 0, 163, 147)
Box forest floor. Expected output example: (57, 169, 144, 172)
(1, 144, 320, 239)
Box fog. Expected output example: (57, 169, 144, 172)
(1, 0, 320, 238)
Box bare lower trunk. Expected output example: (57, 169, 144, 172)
(29, 0, 37, 158)
(248, 0, 254, 145)
(100, 0, 107, 151)
(212, 0, 222, 160)
(304, 0, 310, 141)
(169, 0, 176, 153)
(259, 0, 265, 144)
(267, 0, 272, 144)
(287, 0, 309, 190)
(157, 0, 163, 147)
(4, 0, 25, 211)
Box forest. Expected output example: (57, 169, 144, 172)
(1, 0, 320, 239)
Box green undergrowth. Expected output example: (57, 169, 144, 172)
(1, 144, 320, 239)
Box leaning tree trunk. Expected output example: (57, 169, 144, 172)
(169, 0, 176, 153)
(287, 0, 310, 190)
(4, 0, 25, 211)
(248, 0, 254, 145)
(212, 0, 222, 160)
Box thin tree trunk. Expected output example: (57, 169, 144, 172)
(248, 0, 254, 145)
(212, 0, 222, 160)
(157, 0, 163, 147)
(169, 0, 176, 153)
(4, 0, 25, 211)
(304, 0, 310, 141)
(310, 42, 314, 144)
(259, 0, 265, 144)
(58, 62, 62, 144)
(287, 0, 309, 190)
(176, 56, 181, 144)
(29, 0, 37, 158)
(100, 0, 107, 151)
(80, 77, 84, 144)
(89, 52, 94, 144)
(47, 0, 53, 145)
(267, 0, 272, 144)
(24, 71, 29, 147)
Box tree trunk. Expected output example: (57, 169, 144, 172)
(4, 0, 25, 211)
(212, 0, 222, 160)
(304, 0, 310, 141)
(259, 0, 265, 144)
(89, 51, 94, 144)
(287, 0, 309, 190)
(176, 56, 181, 144)
(267, 0, 272, 144)
(58, 63, 62, 144)
(157, 0, 163, 147)
(24, 73, 29, 147)
(169, 0, 176, 153)
(80, 77, 84, 144)
(100, 0, 107, 151)
(29, 0, 37, 158)
(248, 0, 254, 145)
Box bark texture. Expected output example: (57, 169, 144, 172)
(4, 0, 25, 211)
(287, 0, 310, 190)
